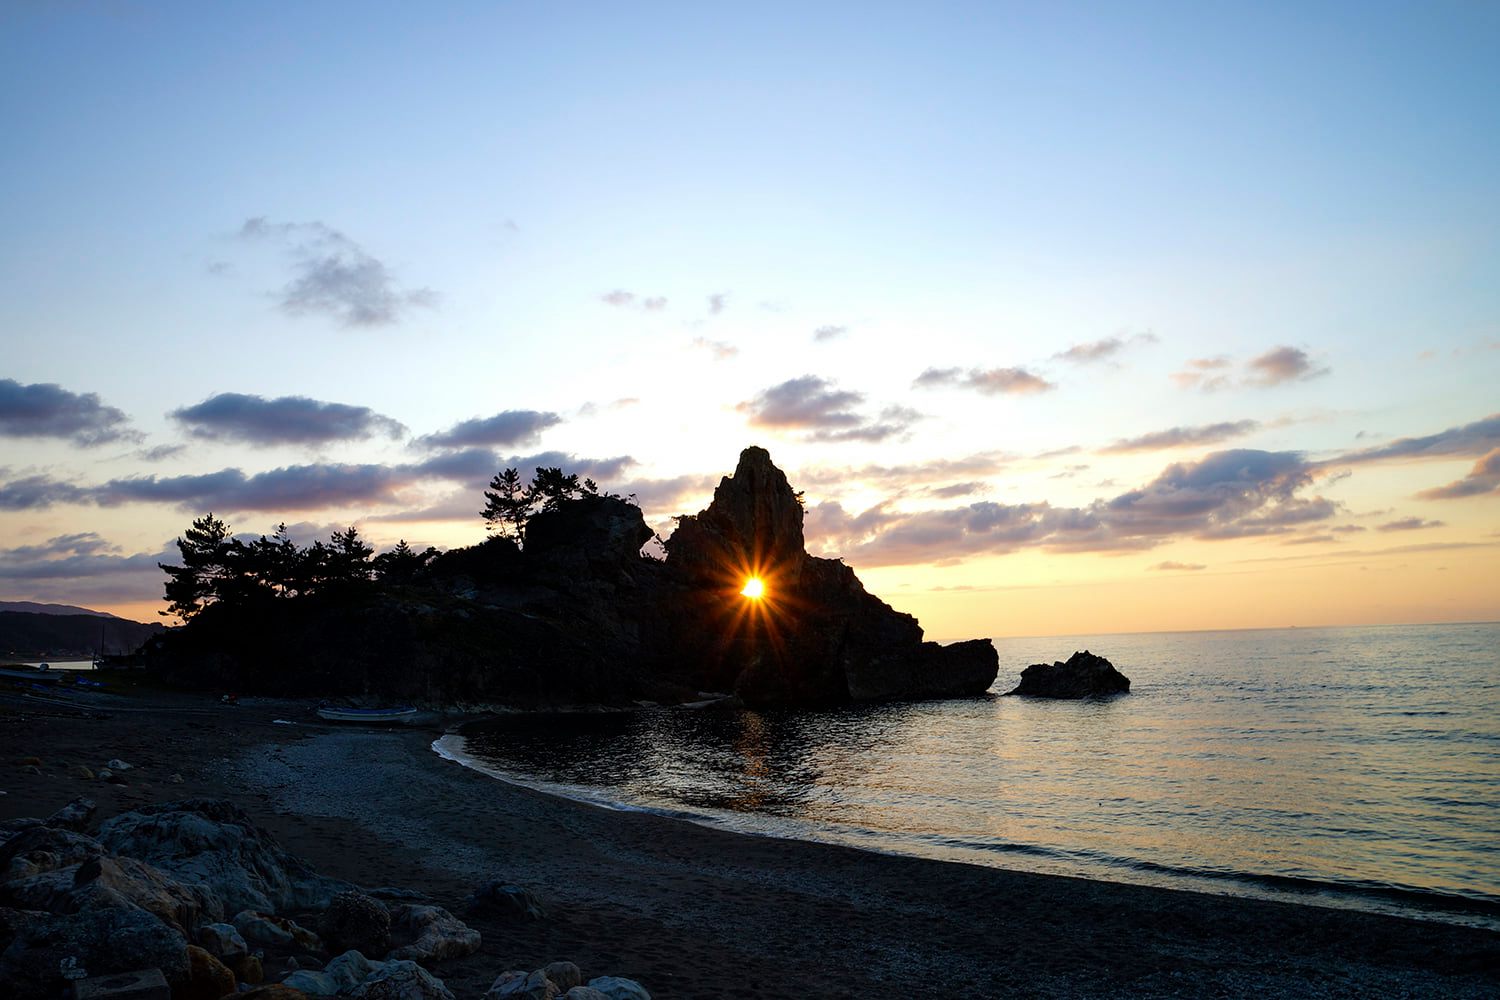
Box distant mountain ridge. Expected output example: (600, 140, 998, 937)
(0, 609, 163, 660)
(0, 601, 118, 618)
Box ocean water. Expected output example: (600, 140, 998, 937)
(444, 622, 1500, 928)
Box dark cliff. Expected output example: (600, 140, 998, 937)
(146, 448, 997, 708)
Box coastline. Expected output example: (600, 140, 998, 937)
(4, 690, 1497, 998)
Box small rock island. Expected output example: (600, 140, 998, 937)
(147, 447, 998, 708)
(1005, 649, 1131, 698)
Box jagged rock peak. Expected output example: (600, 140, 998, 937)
(667, 446, 806, 585)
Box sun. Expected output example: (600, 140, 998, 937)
(740, 576, 766, 599)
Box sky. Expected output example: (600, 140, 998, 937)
(1, 2, 1497, 637)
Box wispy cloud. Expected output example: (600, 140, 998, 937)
(1375, 516, 1445, 532)
(1149, 560, 1206, 571)
(1099, 420, 1260, 454)
(239, 217, 435, 327)
(170, 392, 406, 446)
(0, 379, 138, 446)
(1415, 448, 1500, 500)
(812, 325, 848, 342)
(1053, 332, 1158, 365)
(707, 292, 729, 315)
(418, 410, 562, 450)
(801, 448, 1339, 566)
(600, 290, 668, 311)
(1173, 346, 1329, 392)
(691, 337, 739, 360)
(1331, 413, 1500, 465)
(738, 376, 922, 443)
(913, 366, 1055, 395)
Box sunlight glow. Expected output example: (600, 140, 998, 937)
(740, 576, 766, 599)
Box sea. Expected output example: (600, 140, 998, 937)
(438, 622, 1500, 930)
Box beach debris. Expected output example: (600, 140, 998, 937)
(348, 959, 455, 1000)
(23, 764, 42, 775)
(273, 719, 296, 725)
(46, 795, 97, 831)
(319, 890, 392, 957)
(465, 880, 546, 921)
(543, 961, 583, 989)
(106, 758, 133, 771)
(69, 763, 96, 780)
(585, 978, 650, 1000)
(169, 773, 185, 783)
(180, 944, 235, 1000)
(283, 949, 385, 996)
(72, 967, 171, 1000)
(196, 920, 248, 960)
(485, 970, 558, 1000)
(98, 799, 352, 913)
(1005, 650, 1132, 699)
(385, 902, 481, 962)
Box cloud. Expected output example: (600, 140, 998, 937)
(418, 410, 562, 450)
(1331, 414, 1500, 465)
(738, 376, 921, 443)
(0, 532, 177, 605)
(239, 217, 435, 327)
(812, 325, 847, 342)
(600, 290, 667, 311)
(799, 448, 1339, 567)
(170, 392, 406, 446)
(136, 444, 187, 462)
(913, 366, 1055, 395)
(0, 379, 138, 446)
(1247, 346, 1329, 386)
(1053, 332, 1158, 365)
(1173, 347, 1328, 391)
(794, 452, 1012, 493)
(1170, 357, 1234, 392)
(691, 337, 739, 360)
(1099, 420, 1261, 454)
(1375, 517, 1445, 532)
(1415, 447, 1500, 500)
(708, 293, 729, 315)
(1149, 561, 1206, 571)
(0, 474, 88, 510)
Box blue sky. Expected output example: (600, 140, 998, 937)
(2, 3, 1497, 633)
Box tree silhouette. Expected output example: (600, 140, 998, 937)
(159, 513, 237, 620)
(482, 467, 532, 539)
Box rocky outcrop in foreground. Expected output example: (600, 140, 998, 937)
(0, 798, 649, 1000)
(1005, 650, 1131, 698)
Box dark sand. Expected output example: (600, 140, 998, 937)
(3, 686, 1497, 998)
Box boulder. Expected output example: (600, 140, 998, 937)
(239, 987, 312, 1000)
(230, 952, 264, 984)
(196, 921, 247, 960)
(283, 950, 385, 996)
(106, 758, 133, 771)
(319, 890, 391, 957)
(0, 903, 189, 997)
(485, 970, 558, 1000)
(526, 495, 655, 582)
(1005, 649, 1131, 698)
(68, 764, 96, 780)
(464, 881, 545, 921)
(179, 944, 235, 1000)
(847, 638, 998, 701)
(386, 903, 480, 962)
(585, 977, 650, 1000)
(0, 824, 106, 885)
(565, 990, 611, 1000)
(97, 799, 350, 914)
(4, 854, 221, 932)
(234, 909, 322, 952)
(543, 960, 583, 989)
(45, 795, 97, 832)
(348, 959, 455, 1000)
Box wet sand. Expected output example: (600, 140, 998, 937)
(3, 687, 1497, 998)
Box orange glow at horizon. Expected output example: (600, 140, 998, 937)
(740, 576, 766, 599)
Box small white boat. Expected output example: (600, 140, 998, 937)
(315, 704, 418, 723)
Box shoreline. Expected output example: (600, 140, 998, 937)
(434, 727, 1500, 934)
(4, 689, 1498, 997)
